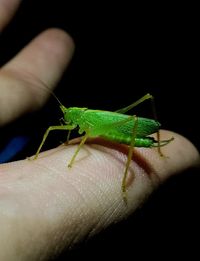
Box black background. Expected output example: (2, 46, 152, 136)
(0, 1, 199, 260)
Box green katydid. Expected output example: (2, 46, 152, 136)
(34, 93, 173, 200)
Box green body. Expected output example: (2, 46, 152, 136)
(61, 106, 160, 147)
(34, 93, 173, 202)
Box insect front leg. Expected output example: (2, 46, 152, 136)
(34, 124, 76, 159)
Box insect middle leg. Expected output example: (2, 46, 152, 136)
(34, 125, 76, 159)
(68, 134, 89, 168)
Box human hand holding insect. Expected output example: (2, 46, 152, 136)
(0, 0, 199, 260)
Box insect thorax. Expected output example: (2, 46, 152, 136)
(63, 107, 87, 125)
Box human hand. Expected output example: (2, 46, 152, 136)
(0, 1, 199, 260)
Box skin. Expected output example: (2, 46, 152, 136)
(0, 1, 199, 260)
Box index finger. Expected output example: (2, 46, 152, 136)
(0, 130, 198, 260)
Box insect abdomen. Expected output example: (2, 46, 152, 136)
(100, 133, 155, 147)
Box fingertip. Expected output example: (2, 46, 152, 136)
(141, 130, 199, 181)
(35, 28, 75, 58)
(0, 28, 75, 125)
(0, 0, 22, 31)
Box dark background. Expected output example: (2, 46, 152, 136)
(0, 1, 199, 260)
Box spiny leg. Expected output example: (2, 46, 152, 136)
(122, 115, 138, 203)
(68, 133, 89, 168)
(34, 125, 75, 159)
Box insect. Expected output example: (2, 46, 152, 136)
(34, 93, 173, 202)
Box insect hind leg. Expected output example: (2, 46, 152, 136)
(115, 94, 163, 156)
(115, 93, 153, 114)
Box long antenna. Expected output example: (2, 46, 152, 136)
(29, 75, 64, 107)
(45, 86, 63, 107)
(43, 85, 67, 113)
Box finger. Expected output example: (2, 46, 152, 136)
(140, 130, 199, 181)
(0, 0, 22, 31)
(0, 131, 198, 260)
(0, 28, 74, 126)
